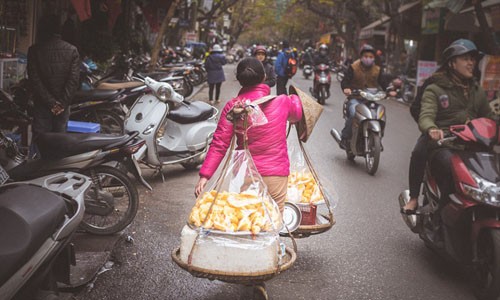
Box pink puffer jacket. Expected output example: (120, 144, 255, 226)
(199, 84, 303, 179)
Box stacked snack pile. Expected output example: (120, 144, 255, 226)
(189, 190, 281, 234)
(287, 171, 324, 204)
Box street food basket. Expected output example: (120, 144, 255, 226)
(171, 244, 296, 299)
(283, 125, 336, 239)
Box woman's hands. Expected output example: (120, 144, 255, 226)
(428, 128, 444, 141)
(195, 177, 208, 197)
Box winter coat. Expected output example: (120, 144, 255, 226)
(275, 48, 294, 78)
(199, 84, 303, 180)
(418, 72, 494, 134)
(263, 61, 276, 87)
(341, 60, 382, 90)
(204, 52, 226, 84)
(27, 35, 80, 108)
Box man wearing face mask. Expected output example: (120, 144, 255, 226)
(337, 44, 394, 149)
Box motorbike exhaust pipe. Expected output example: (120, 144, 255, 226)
(330, 129, 341, 144)
(398, 190, 421, 233)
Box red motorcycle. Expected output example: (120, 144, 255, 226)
(309, 63, 331, 105)
(399, 118, 500, 299)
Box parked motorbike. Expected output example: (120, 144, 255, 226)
(399, 118, 500, 299)
(124, 76, 217, 175)
(332, 64, 347, 82)
(0, 171, 91, 300)
(309, 64, 331, 105)
(330, 89, 387, 175)
(398, 74, 416, 103)
(303, 64, 313, 79)
(0, 130, 151, 235)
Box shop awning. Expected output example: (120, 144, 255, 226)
(359, 0, 421, 39)
(444, 0, 500, 32)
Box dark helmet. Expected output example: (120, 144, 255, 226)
(359, 44, 376, 56)
(442, 39, 480, 63)
(253, 45, 267, 56)
(319, 44, 328, 52)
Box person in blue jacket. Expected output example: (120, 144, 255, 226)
(204, 44, 227, 103)
(275, 40, 295, 95)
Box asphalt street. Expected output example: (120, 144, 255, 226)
(75, 64, 475, 300)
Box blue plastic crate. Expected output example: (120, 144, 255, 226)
(67, 120, 100, 133)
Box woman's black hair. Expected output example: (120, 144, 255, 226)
(236, 57, 265, 87)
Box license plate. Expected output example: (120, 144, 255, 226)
(0, 164, 9, 185)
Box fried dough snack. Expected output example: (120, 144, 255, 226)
(189, 190, 281, 235)
(288, 171, 324, 204)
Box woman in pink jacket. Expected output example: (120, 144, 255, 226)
(195, 57, 303, 212)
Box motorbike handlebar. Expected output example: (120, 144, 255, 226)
(437, 136, 457, 146)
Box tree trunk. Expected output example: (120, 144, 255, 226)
(149, 0, 178, 72)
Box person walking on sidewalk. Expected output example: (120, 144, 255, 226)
(204, 44, 226, 103)
(195, 57, 303, 212)
(27, 14, 80, 141)
(275, 40, 295, 95)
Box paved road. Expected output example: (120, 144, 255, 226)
(76, 64, 475, 300)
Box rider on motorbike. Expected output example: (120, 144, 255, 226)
(401, 39, 494, 214)
(310, 44, 331, 97)
(337, 44, 396, 149)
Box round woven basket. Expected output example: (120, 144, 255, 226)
(171, 246, 297, 285)
(292, 213, 336, 238)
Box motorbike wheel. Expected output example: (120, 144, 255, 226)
(183, 78, 194, 98)
(85, 109, 124, 135)
(80, 165, 139, 235)
(365, 131, 381, 175)
(473, 229, 500, 300)
(319, 87, 327, 105)
(304, 74, 310, 80)
(402, 84, 415, 103)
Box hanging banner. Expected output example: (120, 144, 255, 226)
(71, 0, 92, 22)
(480, 55, 500, 102)
(416, 60, 439, 87)
(421, 9, 441, 35)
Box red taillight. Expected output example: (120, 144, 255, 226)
(122, 140, 145, 154)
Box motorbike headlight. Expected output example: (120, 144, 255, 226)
(156, 85, 171, 101)
(462, 171, 500, 207)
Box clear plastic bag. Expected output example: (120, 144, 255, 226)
(286, 130, 338, 209)
(189, 148, 282, 235)
(226, 97, 268, 134)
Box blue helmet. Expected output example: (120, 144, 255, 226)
(442, 39, 480, 63)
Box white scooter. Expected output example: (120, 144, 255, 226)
(124, 76, 218, 176)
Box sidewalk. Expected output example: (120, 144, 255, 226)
(68, 80, 209, 298)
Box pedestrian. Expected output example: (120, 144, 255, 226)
(253, 45, 276, 88)
(27, 14, 80, 142)
(275, 40, 295, 95)
(194, 57, 304, 212)
(204, 44, 226, 104)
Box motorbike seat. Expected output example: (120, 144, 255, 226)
(37, 132, 133, 159)
(168, 101, 214, 124)
(72, 89, 121, 104)
(0, 184, 66, 286)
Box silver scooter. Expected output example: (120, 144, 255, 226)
(330, 89, 387, 175)
(0, 171, 92, 300)
(124, 76, 218, 176)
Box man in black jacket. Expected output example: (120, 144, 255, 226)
(27, 14, 80, 139)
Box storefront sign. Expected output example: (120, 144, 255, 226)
(416, 60, 439, 87)
(421, 9, 441, 35)
(480, 55, 500, 102)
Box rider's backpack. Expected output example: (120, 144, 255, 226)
(285, 52, 298, 78)
(410, 76, 436, 123)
